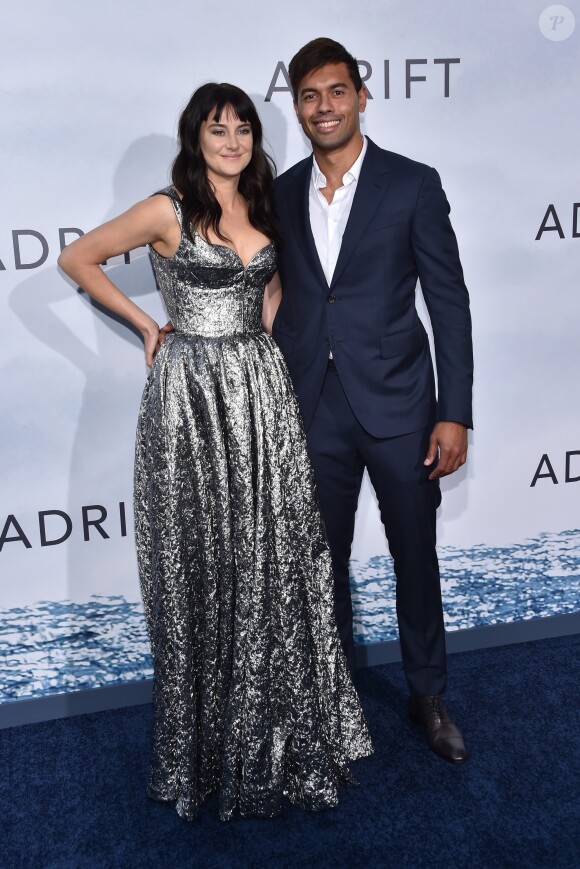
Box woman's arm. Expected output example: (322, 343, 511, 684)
(58, 195, 180, 366)
(261, 271, 282, 335)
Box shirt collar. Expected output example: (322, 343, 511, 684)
(312, 135, 368, 190)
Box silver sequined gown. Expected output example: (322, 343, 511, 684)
(134, 189, 372, 822)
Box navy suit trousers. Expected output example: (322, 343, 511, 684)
(307, 362, 447, 696)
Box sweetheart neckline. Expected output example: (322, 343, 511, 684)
(195, 232, 274, 270)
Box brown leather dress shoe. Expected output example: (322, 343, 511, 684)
(408, 694, 469, 763)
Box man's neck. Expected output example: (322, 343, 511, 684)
(312, 133, 365, 192)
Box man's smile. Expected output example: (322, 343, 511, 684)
(313, 118, 341, 131)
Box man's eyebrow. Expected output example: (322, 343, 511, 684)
(300, 81, 350, 95)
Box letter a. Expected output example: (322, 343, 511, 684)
(0, 515, 32, 551)
(535, 205, 564, 240)
(265, 62, 292, 102)
(530, 454, 558, 487)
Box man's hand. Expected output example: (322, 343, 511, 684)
(424, 421, 468, 480)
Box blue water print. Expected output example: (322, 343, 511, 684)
(1, 529, 579, 702)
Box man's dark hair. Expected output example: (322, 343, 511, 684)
(288, 38, 363, 100)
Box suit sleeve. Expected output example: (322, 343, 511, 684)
(411, 167, 474, 429)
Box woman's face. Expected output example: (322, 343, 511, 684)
(199, 106, 253, 183)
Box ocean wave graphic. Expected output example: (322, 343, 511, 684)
(0, 598, 153, 703)
(1, 529, 579, 702)
(352, 528, 580, 642)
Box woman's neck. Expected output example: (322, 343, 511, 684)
(208, 174, 243, 213)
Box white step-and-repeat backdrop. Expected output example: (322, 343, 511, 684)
(1, 1, 578, 702)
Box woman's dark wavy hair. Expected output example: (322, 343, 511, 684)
(172, 83, 279, 246)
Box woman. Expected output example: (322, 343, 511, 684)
(59, 83, 372, 822)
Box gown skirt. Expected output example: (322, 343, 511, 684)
(133, 189, 373, 821)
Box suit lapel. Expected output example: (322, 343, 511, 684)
(287, 157, 329, 289)
(330, 139, 392, 289)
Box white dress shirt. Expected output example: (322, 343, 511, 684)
(309, 135, 368, 286)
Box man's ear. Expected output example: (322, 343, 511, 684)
(293, 100, 299, 119)
(358, 86, 368, 114)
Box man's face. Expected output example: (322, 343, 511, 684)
(293, 62, 366, 152)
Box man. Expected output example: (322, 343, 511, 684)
(272, 38, 473, 763)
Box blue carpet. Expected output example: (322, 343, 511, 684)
(1, 635, 579, 868)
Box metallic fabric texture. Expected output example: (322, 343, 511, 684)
(134, 189, 373, 822)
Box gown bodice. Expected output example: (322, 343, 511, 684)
(149, 190, 277, 339)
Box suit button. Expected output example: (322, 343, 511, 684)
(327, 294, 336, 303)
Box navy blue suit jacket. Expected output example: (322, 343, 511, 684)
(272, 138, 473, 439)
